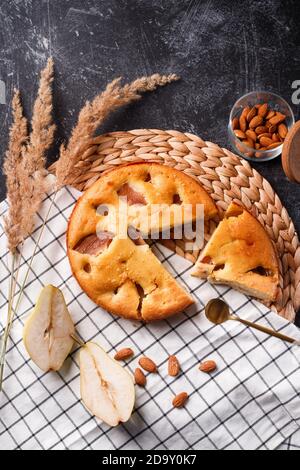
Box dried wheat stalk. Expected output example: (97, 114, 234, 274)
(55, 73, 179, 187)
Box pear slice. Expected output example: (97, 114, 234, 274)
(80, 342, 135, 426)
(23, 285, 75, 372)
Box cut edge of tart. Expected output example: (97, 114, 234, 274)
(192, 202, 279, 303)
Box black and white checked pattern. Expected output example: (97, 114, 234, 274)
(0, 187, 300, 450)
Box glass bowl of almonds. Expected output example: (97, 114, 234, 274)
(228, 91, 295, 162)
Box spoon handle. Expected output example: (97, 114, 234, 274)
(233, 317, 296, 344)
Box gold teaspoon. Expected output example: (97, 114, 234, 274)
(205, 299, 297, 344)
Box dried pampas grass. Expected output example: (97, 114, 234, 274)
(20, 58, 56, 238)
(1, 59, 56, 391)
(1, 90, 27, 390)
(24, 58, 55, 173)
(56, 73, 179, 188)
(3, 91, 28, 252)
(3, 58, 56, 248)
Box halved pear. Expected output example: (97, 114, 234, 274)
(23, 285, 75, 372)
(80, 342, 135, 426)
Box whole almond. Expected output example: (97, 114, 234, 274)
(246, 129, 257, 142)
(255, 143, 261, 150)
(246, 106, 257, 122)
(168, 355, 180, 377)
(258, 103, 268, 117)
(260, 136, 274, 147)
(258, 132, 272, 139)
(199, 360, 217, 373)
(267, 142, 282, 150)
(172, 392, 188, 408)
(278, 123, 288, 139)
(255, 126, 268, 135)
(266, 110, 276, 120)
(241, 106, 251, 119)
(114, 348, 134, 361)
(272, 133, 280, 142)
(243, 138, 254, 148)
(134, 368, 146, 387)
(249, 115, 263, 128)
(269, 112, 286, 126)
(139, 356, 157, 373)
(239, 115, 247, 133)
(232, 117, 239, 130)
(268, 124, 277, 134)
(234, 129, 246, 139)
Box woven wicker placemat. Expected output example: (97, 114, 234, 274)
(50, 129, 300, 322)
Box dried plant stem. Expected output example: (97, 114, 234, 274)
(25, 58, 55, 173)
(13, 191, 58, 318)
(1, 88, 27, 391)
(3, 251, 22, 339)
(3, 91, 28, 251)
(0, 253, 17, 390)
(20, 58, 56, 239)
(1, 60, 56, 393)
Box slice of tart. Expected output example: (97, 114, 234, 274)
(192, 202, 279, 302)
(69, 235, 193, 321)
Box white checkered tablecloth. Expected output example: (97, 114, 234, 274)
(0, 187, 300, 450)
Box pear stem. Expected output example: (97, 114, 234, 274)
(70, 334, 85, 347)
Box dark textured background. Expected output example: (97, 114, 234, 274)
(0, 0, 299, 321)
